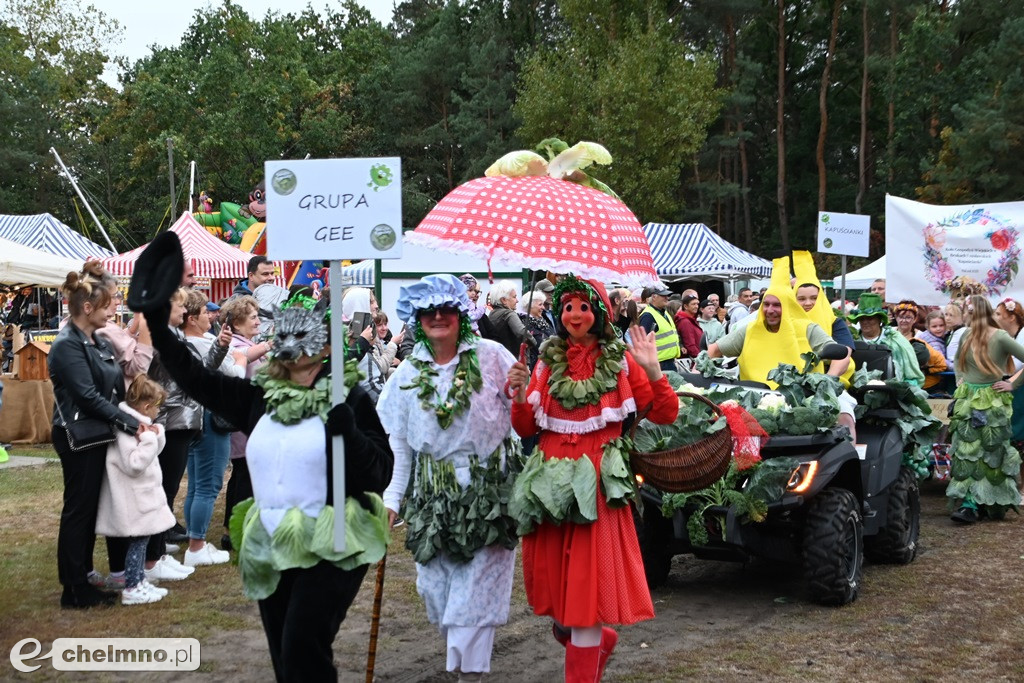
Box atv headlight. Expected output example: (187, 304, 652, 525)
(786, 461, 818, 493)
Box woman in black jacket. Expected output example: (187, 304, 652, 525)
(146, 291, 393, 682)
(49, 265, 143, 608)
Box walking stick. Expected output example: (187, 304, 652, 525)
(365, 555, 387, 683)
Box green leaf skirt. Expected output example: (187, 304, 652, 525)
(947, 383, 1023, 511)
(229, 495, 390, 600)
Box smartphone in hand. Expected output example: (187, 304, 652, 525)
(351, 312, 373, 336)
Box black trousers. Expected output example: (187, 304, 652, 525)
(257, 561, 369, 682)
(145, 428, 198, 561)
(223, 456, 253, 529)
(54, 426, 108, 586)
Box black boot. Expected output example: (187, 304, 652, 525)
(61, 583, 117, 609)
(950, 506, 978, 524)
(220, 533, 233, 552)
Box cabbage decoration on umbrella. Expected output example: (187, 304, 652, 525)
(405, 139, 660, 287)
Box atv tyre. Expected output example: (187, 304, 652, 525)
(633, 503, 673, 588)
(865, 466, 920, 565)
(802, 488, 863, 606)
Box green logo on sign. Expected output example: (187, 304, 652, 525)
(823, 238, 833, 248)
(368, 164, 394, 192)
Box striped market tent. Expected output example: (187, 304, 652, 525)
(343, 259, 374, 287)
(0, 213, 114, 260)
(102, 212, 281, 302)
(643, 223, 772, 281)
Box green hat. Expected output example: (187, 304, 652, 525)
(847, 292, 888, 322)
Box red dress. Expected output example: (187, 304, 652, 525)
(511, 340, 678, 627)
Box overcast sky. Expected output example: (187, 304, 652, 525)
(78, 1, 396, 83)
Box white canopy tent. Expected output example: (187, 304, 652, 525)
(0, 236, 83, 287)
(830, 256, 885, 290)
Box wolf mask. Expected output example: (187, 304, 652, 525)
(272, 304, 329, 361)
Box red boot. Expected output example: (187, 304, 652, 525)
(597, 628, 618, 680)
(564, 642, 601, 683)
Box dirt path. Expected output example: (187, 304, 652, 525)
(188, 483, 1010, 682)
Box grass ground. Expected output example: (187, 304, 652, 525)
(1, 455, 1022, 681)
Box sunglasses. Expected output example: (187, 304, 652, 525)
(419, 305, 460, 318)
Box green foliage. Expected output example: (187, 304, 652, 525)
(852, 371, 942, 478)
(403, 443, 520, 564)
(633, 395, 727, 453)
(510, 437, 637, 536)
(515, 2, 723, 222)
(659, 463, 767, 546)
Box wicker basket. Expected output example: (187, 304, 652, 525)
(630, 392, 733, 493)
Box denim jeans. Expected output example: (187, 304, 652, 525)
(184, 412, 231, 541)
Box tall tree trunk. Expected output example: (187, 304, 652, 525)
(856, 0, 869, 214)
(725, 10, 753, 249)
(817, 0, 843, 212)
(887, 3, 897, 184)
(776, 0, 789, 250)
(739, 121, 753, 250)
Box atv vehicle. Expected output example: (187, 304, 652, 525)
(634, 342, 921, 606)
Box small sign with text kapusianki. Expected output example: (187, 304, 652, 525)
(264, 157, 402, 261)
(817, 210, 870, 257)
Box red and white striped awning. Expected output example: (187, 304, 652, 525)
(102, 212, 251, 279)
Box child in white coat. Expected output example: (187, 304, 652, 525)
(96, 375, 175, 605)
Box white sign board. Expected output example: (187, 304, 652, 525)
(817, 211, 870, 257)
(264, 157, 402, 261)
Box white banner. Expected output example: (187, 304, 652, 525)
(885, 195, 1024, 306)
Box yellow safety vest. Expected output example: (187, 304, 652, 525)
(646, 306, 680, 362)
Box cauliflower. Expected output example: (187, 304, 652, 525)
(756, 393, 788, 415)
(867, 379, 886, 386)
(676, 382, 705, 395)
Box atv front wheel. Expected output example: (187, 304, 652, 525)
(865, 466, 920, 564)
(802, 488, 863, 606)
(633, 503, 673, 588)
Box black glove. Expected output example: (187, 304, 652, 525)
(327, 401, 355, 436)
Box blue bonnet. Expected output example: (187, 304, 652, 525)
(396, 274, 472, 325)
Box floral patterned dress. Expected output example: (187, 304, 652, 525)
(378, 338, 519, 628)
(511, 339, 678, 627)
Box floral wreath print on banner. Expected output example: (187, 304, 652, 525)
(922, 208, 1021, 297)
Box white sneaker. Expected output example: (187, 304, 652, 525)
(161, 554, 195, 576)
(145, 558, 191, 583)
(140, 579, 168, 597)
(122, 584, 162, 605)
(183, 544, 230, 567)
(165, 543, 180, 554)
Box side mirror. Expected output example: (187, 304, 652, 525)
(819, 343, 850, 361)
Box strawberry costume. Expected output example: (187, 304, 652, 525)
(508, 275, 678, 681)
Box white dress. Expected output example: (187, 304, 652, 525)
(377, 337, 517, 628)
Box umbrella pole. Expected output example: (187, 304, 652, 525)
(365, 555, 387, 683)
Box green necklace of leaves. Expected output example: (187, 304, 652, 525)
(252, 356, 364, 426)
(540, 335, 627, 410)
(401, 317, 483, 429)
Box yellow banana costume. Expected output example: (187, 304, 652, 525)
(737, 257, 822, 388)
(791, 251, 856, 387)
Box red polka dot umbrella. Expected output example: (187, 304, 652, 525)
(406, 175, 659, 286)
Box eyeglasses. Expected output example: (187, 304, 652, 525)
(419, 305, 460, 318)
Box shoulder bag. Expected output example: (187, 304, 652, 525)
(54, 399, 116, 451)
